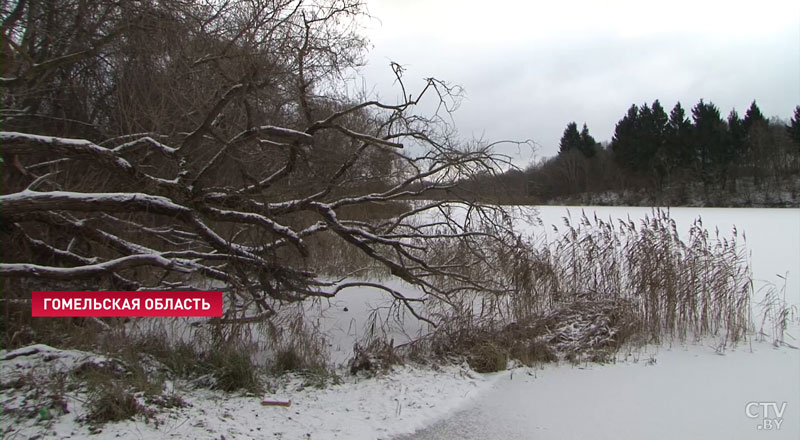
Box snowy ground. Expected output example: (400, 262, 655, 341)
(3, 334, 797, 440)
(0, 346, 494, 440)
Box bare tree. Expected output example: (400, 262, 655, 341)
(1, 0, 531, 328)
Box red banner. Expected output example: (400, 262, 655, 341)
(31, 291, 223, 317)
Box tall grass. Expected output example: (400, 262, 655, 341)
(544, 210, 752, 343)
(757, 274, 797, 347)
(420, 209, 754, 367)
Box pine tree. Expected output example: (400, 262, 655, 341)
(579, 123, 598, 158)
(611, 104, 640, 171)
(691, 100, 727, 184)
(741, 100, 770, 184)
(666, 102, 693, 171)
(649, 100, 670, 185)
(727, 109, 745, 161)
(615, 100, 668, 182)
(651, 100, 669, 134)
(743, 100, 767, 134)
(787, 106, 800, 147)
(559, 122, 583, 155)
(637, 102, 658, 167)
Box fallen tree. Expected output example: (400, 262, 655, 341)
(0, 0, 532, 330)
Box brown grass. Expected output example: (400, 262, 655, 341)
(416, 209, 753, 367)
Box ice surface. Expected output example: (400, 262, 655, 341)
(398, 334, 800, 440)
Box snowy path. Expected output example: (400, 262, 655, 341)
(396, 341, 800, 440)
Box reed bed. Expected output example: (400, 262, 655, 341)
(545, 209, 752, 343)
(420, 209, 754, 369)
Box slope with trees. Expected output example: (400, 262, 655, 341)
(522, 99, 800, 206)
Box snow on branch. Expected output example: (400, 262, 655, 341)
(0, 132, 180, 191)
(320, 124, 404, 149)
(0, 190, 191, 218)
(199, 206, 307, 257)
(112, 136, 178, 156)
(0, 254, 188, 280)
(255, 126, 314, 145)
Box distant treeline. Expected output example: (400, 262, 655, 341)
(455, 100, 800, 206)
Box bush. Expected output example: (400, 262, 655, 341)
(205, 345, 262, 394)
(348, 339, 402, 375)
(509, 339, 558, 366)
(467, 342, 508, 373)
(272, 347, 305, 375)
(85, 385, 152, 425)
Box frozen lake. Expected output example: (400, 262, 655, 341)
(395, 205, 800, 440)
(322, 206, 800, 365)
(396, 338, 800, 440)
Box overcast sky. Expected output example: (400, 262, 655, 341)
(357, 0, 800, 167)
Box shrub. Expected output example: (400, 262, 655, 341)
(85, 383, 153, 425)
(509, 339, 558, 366)
(348, 339, 402, 375)
(206, 345, 262, 394)
(467, 342, 508, 373)
(82, 369, 155, 425)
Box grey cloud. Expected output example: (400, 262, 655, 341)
(363, 22, 800, 165)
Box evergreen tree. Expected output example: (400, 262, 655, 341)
(741, 100, 770, 183)
(648, 100, 670, 185)
(638, 102, 654, 136)
(787, 106, 800, 147)
(742, 100, 767, 134)
(651, 100, 669, 134)
(666, 102, 693, 171)
(559, 122, 583, 155)
(727, 109, 745, 160)
(614, 100, 669, 183)
(691, 100, 727, 184)
(579, 123, 598, 158)
(611, 104, 641, 171)
(636, 103, 658, 168)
